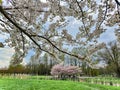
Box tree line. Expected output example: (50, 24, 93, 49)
(0, 41, 119, 77)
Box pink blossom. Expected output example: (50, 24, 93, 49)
(51, 64, 82, 77)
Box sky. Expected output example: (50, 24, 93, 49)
(0, 48, 14, 68)
(0, 0, 117, 68)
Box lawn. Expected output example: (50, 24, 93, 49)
(0, 77, 120, 90)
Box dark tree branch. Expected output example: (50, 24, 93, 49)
(117, 4, 120, 19)
(75, 0, 89, 36)
(3, 6, 48, 12)
(115, 0, 120, 6)
(97, 0, 108, 30)
(31, 34, 85, 60)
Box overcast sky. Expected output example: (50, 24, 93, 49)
(0, 48, 14, 68)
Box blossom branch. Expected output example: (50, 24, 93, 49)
(0, 6, 85, 60)
(0, 5, 56, 56)
(31, 34, 86, 60)
(75, 0, 89, 36)
(3, 6, 48, 12)
(97, 0, 108, 30)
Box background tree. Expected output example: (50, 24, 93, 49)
(51, 64, 81, 80)
(25, 53, 56, 75)
(0, 42, 4, 47)
(8, 64, 25, 74)
(98, 41, 120, 77)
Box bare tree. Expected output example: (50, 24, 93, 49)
(98, 41, 120, 77)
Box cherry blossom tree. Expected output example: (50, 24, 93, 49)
(0, 0, 120, 65)
(51, 64, 81, 79)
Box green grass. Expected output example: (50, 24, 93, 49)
(0, 77, 120, 90)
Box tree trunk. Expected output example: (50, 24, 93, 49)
(116, 68, 120, 78)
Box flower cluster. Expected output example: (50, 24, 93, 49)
(51, 64, 81, 77)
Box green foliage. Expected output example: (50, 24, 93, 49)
(0, 42, 4, 47)
(81, 63, 100, 77)
(26, 63, 52, 75)
(8, 64, 25, 73)
(0, 0, 2, 4)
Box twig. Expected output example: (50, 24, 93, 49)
(75, 0, 89, 36)
(97, 0, 108, 30)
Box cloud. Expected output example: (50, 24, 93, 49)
(0, 33, 9, 42)
(98, 27, 117, 43)
(0, 48, 14, 68)
(40, 0, 47, 3)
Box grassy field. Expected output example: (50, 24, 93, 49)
(0, 77, 120, 90)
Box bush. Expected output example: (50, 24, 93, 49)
(51, 64, 81, 80)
